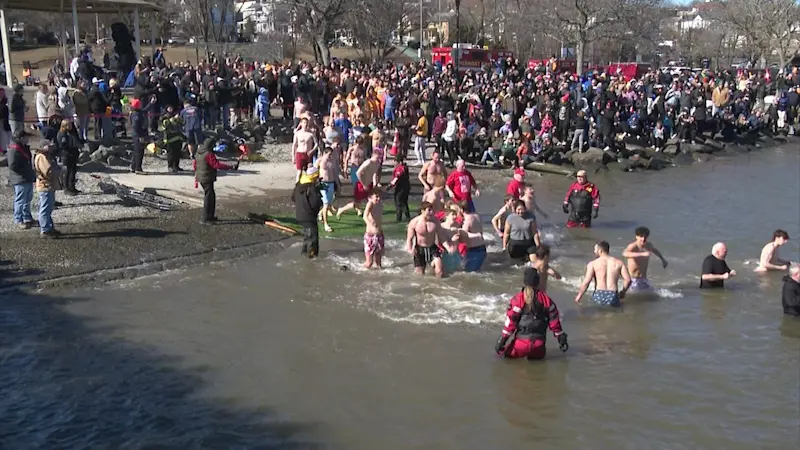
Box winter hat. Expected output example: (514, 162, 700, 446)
(523, 268, 540, 288)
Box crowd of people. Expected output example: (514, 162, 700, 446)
(2, 48, 797, 351)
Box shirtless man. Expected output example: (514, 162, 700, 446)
(528, 245, 562, 293)
(406, 202, 450, 277)
(491, 196, 516, 237)
(622, 226, 668, 292)
(574, 240, 632, 307)
(338, 152, 380, 219)
(460, 201, 487, 272)
(316, 146, 340, 233)
(422, 180, 448, 216)
(418, 151, 448, 192)
(292, 117, 318, 182)
(363, 189, 385, 269)
(520, 186, 549, 220)
(755, 229, 791, 272)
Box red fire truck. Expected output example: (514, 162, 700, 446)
(431, 46, 514, 72)
(527, 58, 578, 75)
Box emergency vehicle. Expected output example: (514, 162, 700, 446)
(431, 45, 514, 72)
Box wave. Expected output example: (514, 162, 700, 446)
(555, 274, 684, 299)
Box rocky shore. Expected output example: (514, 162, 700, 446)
(524, 132, 798, 176)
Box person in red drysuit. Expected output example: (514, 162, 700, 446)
(505, 167, 526, 200)
(495, 267, 569, 360)
(562, 169, 599, 228)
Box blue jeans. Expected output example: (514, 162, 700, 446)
(13, 183, 34, 224)
(464, 245, 487, 272)
(38, 191, 55, 233)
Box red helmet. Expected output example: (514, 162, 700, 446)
(130, 98, 142, 110)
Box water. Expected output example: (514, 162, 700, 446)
(2, 146, 799, 449)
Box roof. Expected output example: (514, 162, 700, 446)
(0, 0, 163, 13)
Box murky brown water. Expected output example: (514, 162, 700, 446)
(2, 145, 799, 449)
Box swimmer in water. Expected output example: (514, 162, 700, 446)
(362, 189, 385, 269)
(621, 226, 668, 292)
(491, 196, 516, 237)
(528, 245, 562, 293)
(574, 241, 631, 307)
(407, 202, 451, 277)
(755, 229, 792, 272)
(520, 185, 548, 220)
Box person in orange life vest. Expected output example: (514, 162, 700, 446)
(506, 166, 526, 200)
(562, 169, 599, 228)
(495, 267, 568, 359)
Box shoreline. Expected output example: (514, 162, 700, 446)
(1, 120, 795, 290)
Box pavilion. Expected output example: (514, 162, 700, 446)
(1, 0, 162, 86)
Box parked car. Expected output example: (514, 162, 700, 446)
(167, 36, 187, 46)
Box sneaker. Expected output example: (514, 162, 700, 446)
(17, 222, 31, 230)
(41, 229, 61, 238)
(135, 171, 147, 175)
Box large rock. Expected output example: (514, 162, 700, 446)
(693, 153, 713, 164)
(0, 154, 7, 167)
(106, 155, 127, 166)
(569, 147, 605, 166)
(90, 148, 111, 162)
(672, 153, 694, 166)
(79, 160, 107, 172)
(110, 144, 131, 157)
(644, 157, 670, 171)
(78, 151, 92, 164)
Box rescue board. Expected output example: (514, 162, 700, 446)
(524, 162, 575, 177)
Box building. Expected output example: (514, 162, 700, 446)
(235, 0, 292, 35)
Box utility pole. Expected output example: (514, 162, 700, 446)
(95, 13, 100, 43)
(418, 0, 423, 60)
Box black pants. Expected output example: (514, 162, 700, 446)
(131, 137, 144, 172)
(200, 181, 216, 221)
(167, 140, 182, 171)
(508, 239, 536, 260)
(394, 189, 410, 222)
(94, 116, 103, 140)
(300, 221, 319, 258)
(443, 140, 458, 164)
(64, 156, 78, 191)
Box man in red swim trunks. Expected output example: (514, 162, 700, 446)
(562, 169, 599, 228)
(292, 117, 318, 182)
(495, 267, 569, 360)
(337, 151, 380, 219)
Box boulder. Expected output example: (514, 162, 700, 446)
(106, 155, 127, 166)
(79, 160, 107, 172)
(672, 153, 694, 166)
(0, 154, 7, 168)
(703, 138, 725, 151)
(662, 144, 679, 155)
(111, 144, 131, 157)
(86, 141, 101, 153)
(78, 151, 92, 164)
(693, 153, 713, 164)
(546, 152, 568, 165)
(644, 157, 670, 171)
(90, 148, 111, 162)
(569, 147, 605, 166)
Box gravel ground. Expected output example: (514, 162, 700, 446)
(0, 170, 162, 234)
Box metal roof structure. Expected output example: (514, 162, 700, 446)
(0, 0, 163, 13)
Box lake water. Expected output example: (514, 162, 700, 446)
(2, 145, 799, 449)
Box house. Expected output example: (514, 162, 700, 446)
(234, 0, 292, 35)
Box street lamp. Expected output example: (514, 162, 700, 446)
(455, 0, 461, 79)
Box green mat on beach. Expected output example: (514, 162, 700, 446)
(249, 202, 419, 239)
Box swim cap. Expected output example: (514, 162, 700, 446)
(523, 268, 540, 288)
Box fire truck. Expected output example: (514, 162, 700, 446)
(527, 58, 578, 75)
(431, 45, 514, 72)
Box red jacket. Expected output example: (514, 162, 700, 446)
(506, 178, 524, 199)
(563, 181, 600, 209)
(501, 290, 563, 340)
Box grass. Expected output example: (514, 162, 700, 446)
(249, 202, 419, 239)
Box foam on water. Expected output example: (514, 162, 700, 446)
(556, 274, 684, 299)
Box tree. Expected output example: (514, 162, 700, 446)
(347, 0, 410, 60)
(718, 0, 800, 68)
(182, 0, 244, 57)
(287, 0, 349, 64)
(531, 0, 663, 71)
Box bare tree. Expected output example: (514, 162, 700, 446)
(718, 0, 800, 68)
(285, 0, 349, 64)
(531, 0, 663, 70)
(347, 0, 410, 60)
